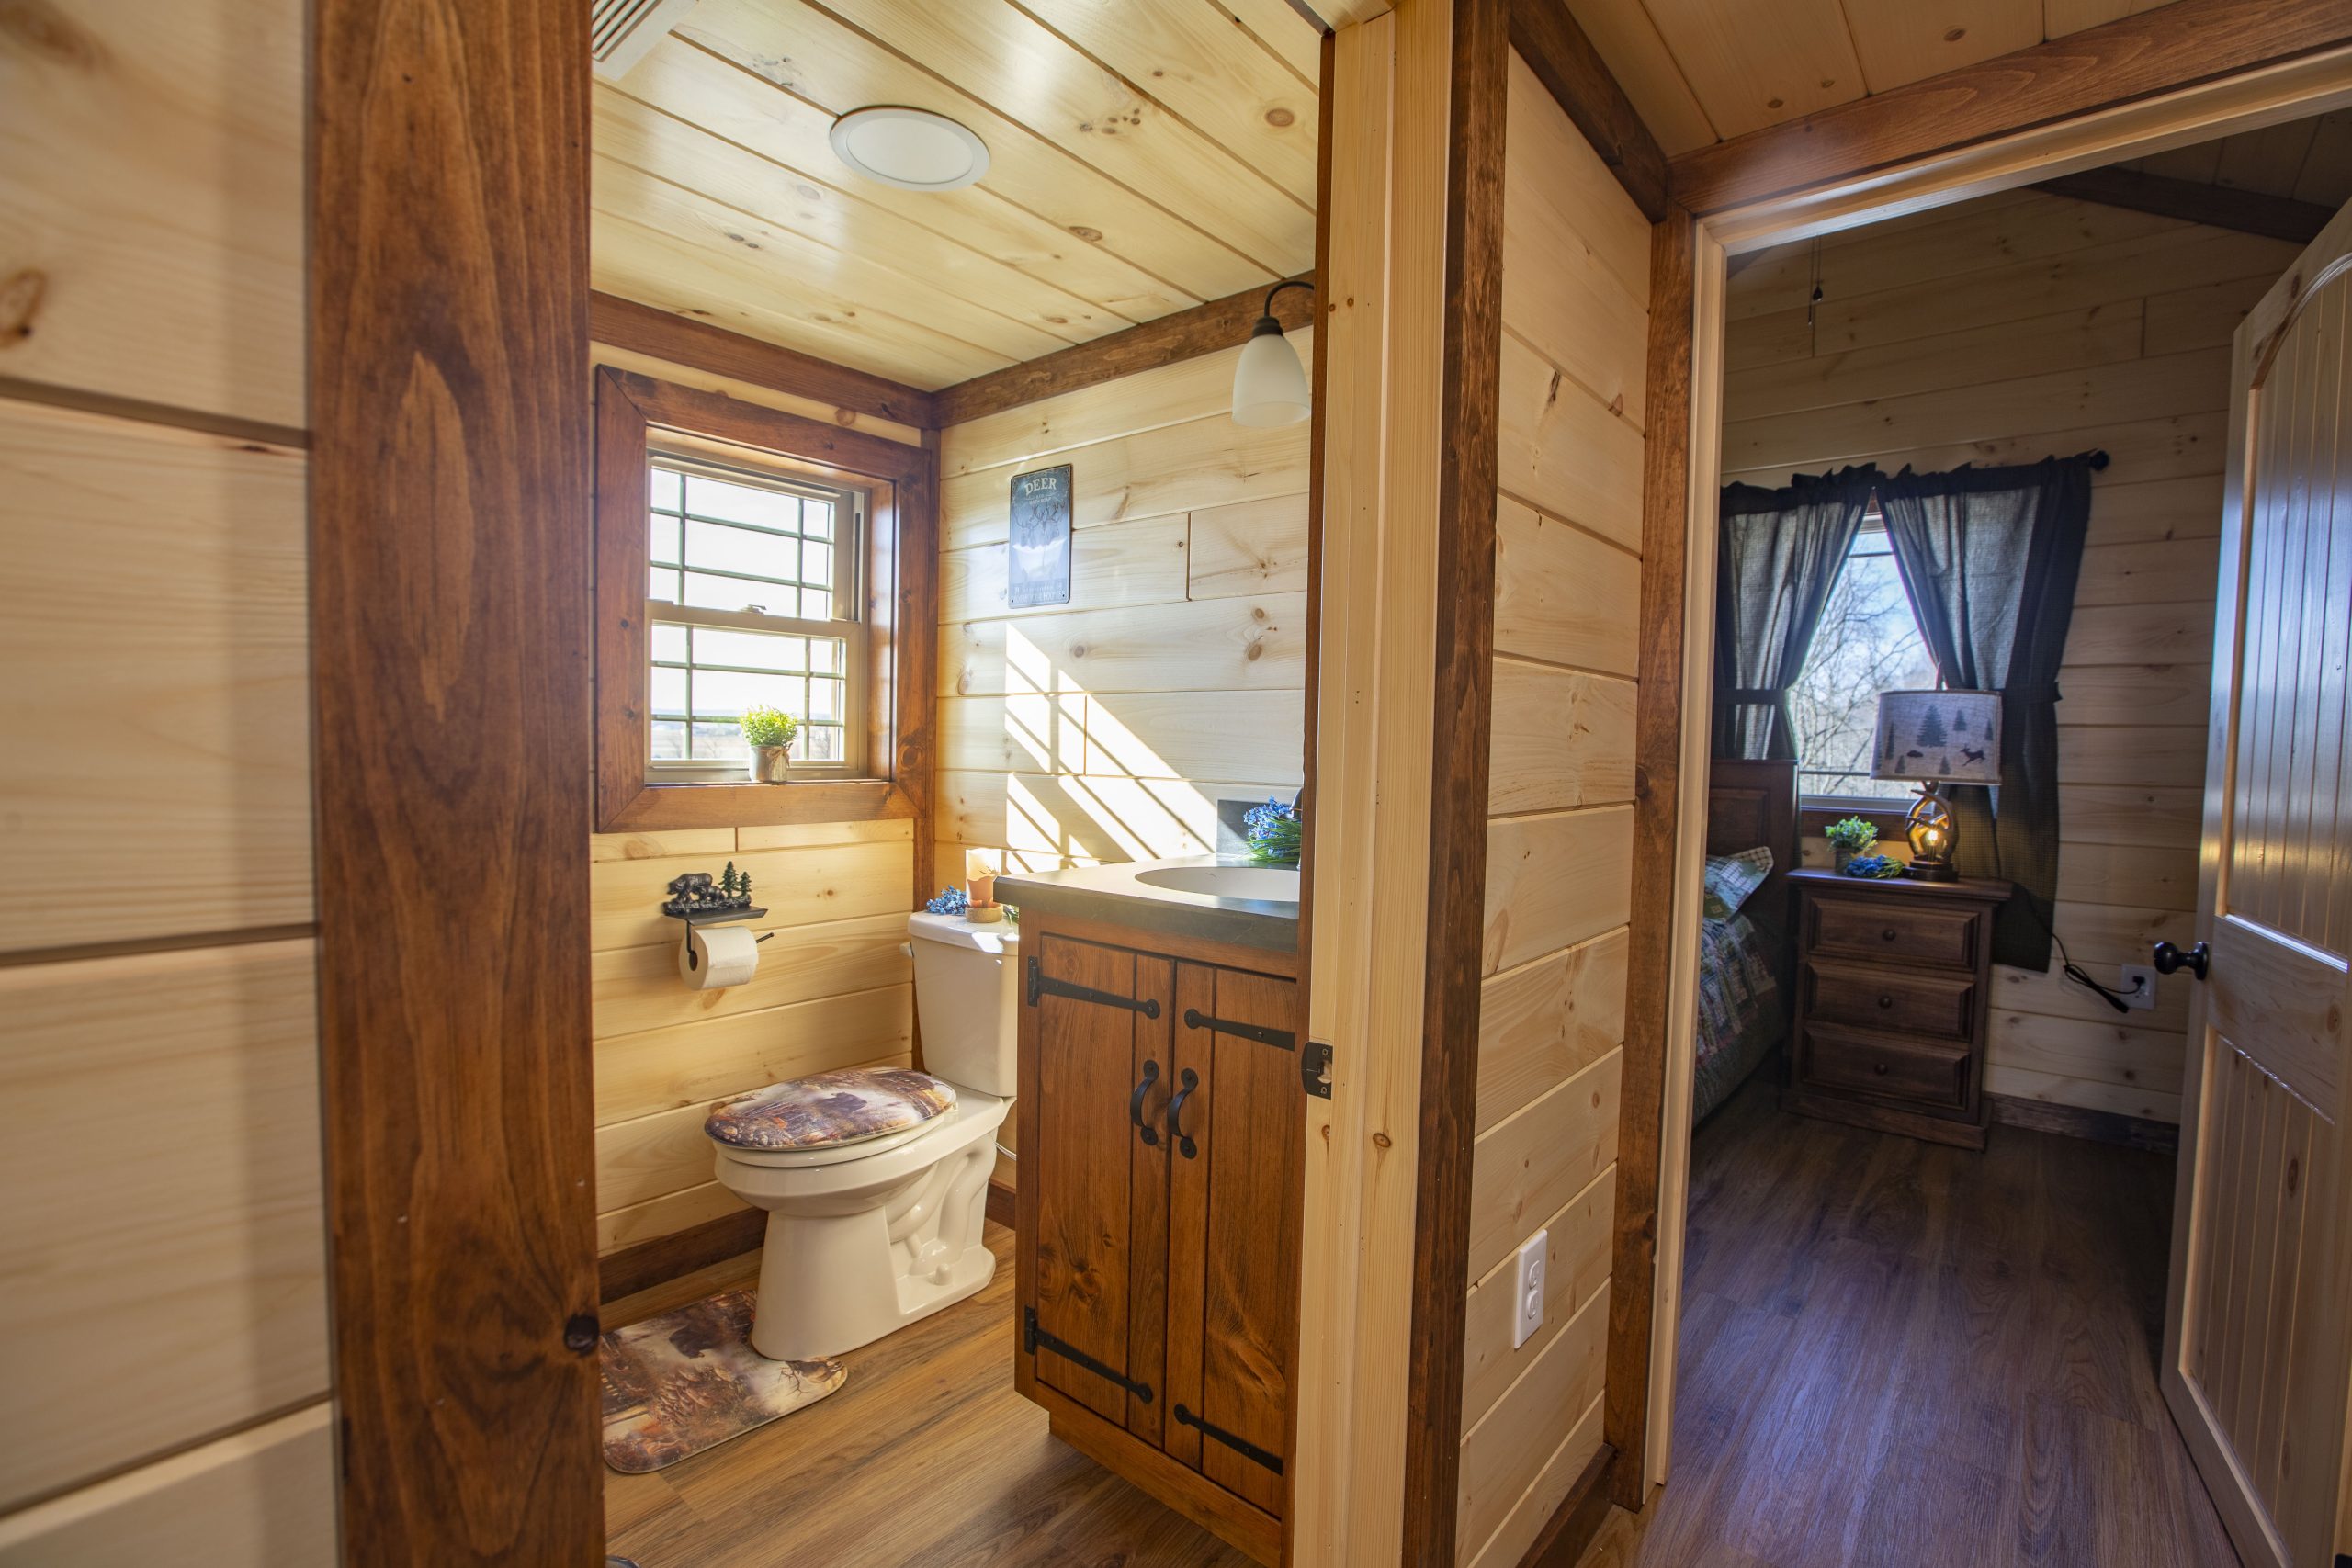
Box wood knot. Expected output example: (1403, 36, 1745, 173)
(0, 268, 46, 345)
(2, 0, 106, 69)
(1265, 107, 1295, 128)
(1371, 1131, 1391, 1149)
(1069, 226, 1103, 243)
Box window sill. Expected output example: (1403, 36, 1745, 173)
(597, 776, 913, 833)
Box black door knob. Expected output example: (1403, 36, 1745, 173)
(2152, 940, 2211, 980)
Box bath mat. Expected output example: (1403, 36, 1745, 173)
(599, 1289, 845, 1472)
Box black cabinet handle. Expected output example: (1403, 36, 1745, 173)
(1166, 1067, 1200, 1159)
(2153, 940, 2211, 980)
(1130, 1060, 1161, 1145)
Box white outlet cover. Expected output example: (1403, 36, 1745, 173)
(2120, 964, 2159, 1010)
(1512, 1230, 1547, 1349)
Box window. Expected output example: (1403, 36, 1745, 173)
(593, 367, 935, 835)
(1789, 512, 1938, 804)
(645, 457, 865, 775)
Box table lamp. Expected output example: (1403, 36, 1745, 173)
(1870, 689, 2003, 882)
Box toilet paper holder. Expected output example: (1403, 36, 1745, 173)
(660, 867, 771, 944)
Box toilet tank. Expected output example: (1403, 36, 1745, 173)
(906, 912, 1020, 1097)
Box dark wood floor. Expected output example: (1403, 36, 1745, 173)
(603, 1221, 1252, 1568)
(1579, 1070, 2239, 1568)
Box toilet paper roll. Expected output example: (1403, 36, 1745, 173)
(680, 922, 761, 990)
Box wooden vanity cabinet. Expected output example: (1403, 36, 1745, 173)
(1012, 915, 1305, 1565)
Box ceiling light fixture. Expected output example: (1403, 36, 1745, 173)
(828, 107, 990, 192)
(1232, 279, 1314, 428)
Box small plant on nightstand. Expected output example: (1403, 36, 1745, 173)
(741, 705, 798, 784)
(1825, 815, 1878, 874)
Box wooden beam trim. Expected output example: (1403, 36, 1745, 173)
(931, 273, 1316, 428)
(1399, 0, 1510, 1561)
(590, 291, 937, 429)
(1668, 0, 2352, 215)
(1606, 208, 1695, 1512)
(1506, 0, 1670, 221)
(313, 0, 604, 1559)
(2034, 166, 2334, 244)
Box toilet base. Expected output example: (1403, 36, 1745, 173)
(742, 1133, 999, 1362)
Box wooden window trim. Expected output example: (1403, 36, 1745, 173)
(1797, 801, 1911, 839)
(594, 367, 937, 835)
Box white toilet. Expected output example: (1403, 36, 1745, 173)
(707, 911, 1018, 1362)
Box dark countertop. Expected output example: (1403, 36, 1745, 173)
(997, 856, 1300, 954)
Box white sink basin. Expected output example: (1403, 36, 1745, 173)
(1133, 864, 1299, 904)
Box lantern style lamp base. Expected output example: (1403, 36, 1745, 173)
(1904, 786, 1960, 882)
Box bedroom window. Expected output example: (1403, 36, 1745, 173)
(1790, 512, 1937, 804)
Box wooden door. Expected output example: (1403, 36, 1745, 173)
(1164, 963, 1305, 1517)
(1025, 934, 1174, 1428)
(2162, 199, 2352, 1568)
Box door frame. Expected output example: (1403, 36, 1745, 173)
(1641, 44, 2352, 1499)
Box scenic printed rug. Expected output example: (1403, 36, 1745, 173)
(600, 1289, 845, 1472)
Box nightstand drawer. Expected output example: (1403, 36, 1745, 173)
(1801, 1024, 1972, 1109)
(1806, 897, 1983, 970)
(1803, 959, 1977, 1042)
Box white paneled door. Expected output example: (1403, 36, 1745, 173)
(2162, 197, 2352, 1568)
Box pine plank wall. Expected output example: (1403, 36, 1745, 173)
(1453, 53, 1647, 1568)
(0, 0, 335, 1560)
(1723, 187, 2302, 1125)
(587, 347, 927, 1260)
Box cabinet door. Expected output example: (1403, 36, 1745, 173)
(1027, 934, 1173, 1430)
(1163, 962, 1303, 1515)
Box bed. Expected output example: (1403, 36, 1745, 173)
(1690, 758, 1799, 1122)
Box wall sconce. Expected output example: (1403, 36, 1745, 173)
(1232, 279, 1314, 428)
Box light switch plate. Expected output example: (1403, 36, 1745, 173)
(2119, 964, 2158, 1010)
(1512, 1230, 1547, 1349)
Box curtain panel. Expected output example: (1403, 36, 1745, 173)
(1878, 455, 2101, 970)
(1713, 468, 1878, 761)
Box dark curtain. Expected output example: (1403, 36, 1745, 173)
(1878, 455, 2100, 970)
(1713, 468, 1877, 760)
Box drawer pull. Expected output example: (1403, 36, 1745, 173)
(1878, 994, 1894, 1010)
(1130, 1060, 1161, 1146)
(1167, 1067, 1200, 1159)
(1873, 1062, 1890, 1076)
(1883, 927, 1899, 942)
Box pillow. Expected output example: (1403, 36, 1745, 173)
(1702, 846, 1775, 919)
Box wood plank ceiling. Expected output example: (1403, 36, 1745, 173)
(1568, 0, 2352, 183)
(2118, 111, 2352, 208)
(592, 0, 1324, 391)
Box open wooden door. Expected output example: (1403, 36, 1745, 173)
(2161, 198, 2352, 1568)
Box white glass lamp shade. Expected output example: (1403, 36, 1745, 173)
(1232, 317, 1310, 427)
(1871, 689, 2003, 784)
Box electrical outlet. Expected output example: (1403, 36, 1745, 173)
(2119, 964, 2158, 1010)
(1512, 1230, 1547, 1349)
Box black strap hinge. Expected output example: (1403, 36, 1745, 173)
(1182, 1007, 1295, 1051)
(1301, 1040, 1333, 1099)
(1027, 956, 1161, 1018)
(1024, 1308, 1154, 1404)
(1173, 1404, 1283, 1473)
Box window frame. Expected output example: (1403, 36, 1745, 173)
(1790, 509, 1939, 813)
(594, 367, 936, 833)
(643, 451, 869, 780)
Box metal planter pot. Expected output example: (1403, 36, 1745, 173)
(748, 746, 792, 783)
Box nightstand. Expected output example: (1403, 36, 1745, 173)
(1782, 868, 2011, 1150)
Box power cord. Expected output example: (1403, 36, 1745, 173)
(1994, 830, 2141, 1014)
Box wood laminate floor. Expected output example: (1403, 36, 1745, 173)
(603, 1222, 1253, 1568)
(1577, 1071, 2239, 1568)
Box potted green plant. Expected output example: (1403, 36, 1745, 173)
(741, 705, 798, 784)
(1825, 815, 1877, 874)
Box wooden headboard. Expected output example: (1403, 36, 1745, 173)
(1705, 757, 1800, 932)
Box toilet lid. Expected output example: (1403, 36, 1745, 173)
(705, 1067, 958, 1154)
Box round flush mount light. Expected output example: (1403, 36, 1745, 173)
(828, 107, 990, 191)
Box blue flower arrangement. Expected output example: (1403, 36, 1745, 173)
(1242, 797, 1303, 865)
(1841, 853, 1907, 880)
(924, 886, 970, 915)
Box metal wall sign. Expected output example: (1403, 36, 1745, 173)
(1007, 463, 1073, 609)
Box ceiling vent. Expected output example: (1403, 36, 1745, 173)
(591, 0, 701, 82)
